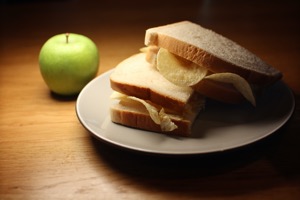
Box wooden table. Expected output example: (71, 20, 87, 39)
(1, 0, 299, 199)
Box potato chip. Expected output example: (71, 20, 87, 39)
(157, 48, 208, 87)
(205, 73, 256, 106)
(159, 108, 178, 132)
(139, 46, 149, 53)
(111, 92, 178, 131)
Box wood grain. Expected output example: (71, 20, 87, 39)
(1, 0, 300, 199)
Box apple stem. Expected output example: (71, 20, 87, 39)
(66, 33, 69, 44)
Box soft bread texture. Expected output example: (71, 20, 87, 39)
(145, 21, 282, 86)
(110, 53, 201, 113)
(110, 98, 201, 137)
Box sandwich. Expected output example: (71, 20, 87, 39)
(144, 21, 282, 105)
(109, 21, 282, 137)
(110, 53, 205, 137)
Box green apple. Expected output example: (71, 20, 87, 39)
(39, 33, 99, 96)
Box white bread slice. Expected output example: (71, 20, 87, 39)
(110, 95, 203, 137)
(145, 21, 282, 86)
(110, 53, 203, 113)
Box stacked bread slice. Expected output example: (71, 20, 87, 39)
(110, 53, 205, 137)
(109, 21, 282, 137)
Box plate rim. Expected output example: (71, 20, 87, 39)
(76, 69, 295, 155)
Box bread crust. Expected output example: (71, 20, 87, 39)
(145, 21, 282, 86)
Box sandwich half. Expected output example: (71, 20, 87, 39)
(109, 21, 282, 137)
(144, 21, 282, 105)
(110, 53, 205, 137)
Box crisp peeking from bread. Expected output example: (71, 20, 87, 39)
(109, 21, 282, 137)
(155, 47, 256, 106)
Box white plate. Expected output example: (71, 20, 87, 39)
(76, 69, 295, 155)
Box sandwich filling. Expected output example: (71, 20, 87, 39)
(111, 91, 177, 131)
(111, 91, 205, 132)
(141, 46, 256, 106)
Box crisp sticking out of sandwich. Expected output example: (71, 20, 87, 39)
(109, 21, 282, 137)
(144, 21, 282, 105)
